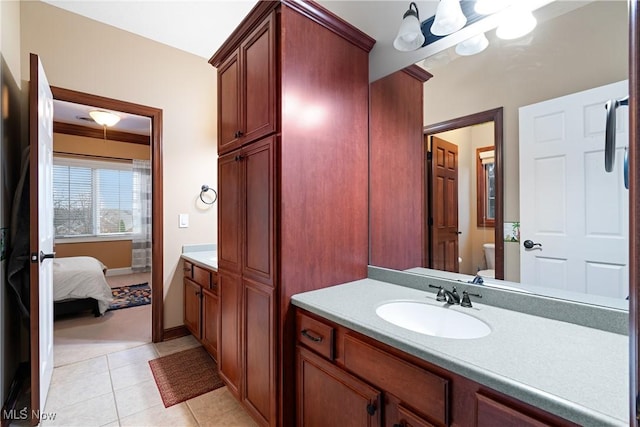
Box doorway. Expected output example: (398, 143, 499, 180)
(424, 107, 504, 280)
(50, 87, 164, 342)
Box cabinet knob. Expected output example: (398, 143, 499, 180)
(366, 403, 377, 416)
(234, 130, 244, 138)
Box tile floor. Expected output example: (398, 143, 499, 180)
(42, 273, 256, 427)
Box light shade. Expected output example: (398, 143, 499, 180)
(431, 0, 467, 36)
(455, 33, 489, 56)
(474, 0, 511, 15)
(393, 2, 425, 52)
(89, 110, 121, 127)
(496, 7, 537, 40)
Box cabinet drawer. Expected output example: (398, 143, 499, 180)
(342, 334, 449, 426)
(476, 394, 555, 427)
(296, 311, 335, 360)
(183, 260, 193, 278)
(193, 265, 212, 288)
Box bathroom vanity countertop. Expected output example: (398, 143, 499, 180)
(181, 251, 217, 271)
(291, 279, 629, 426)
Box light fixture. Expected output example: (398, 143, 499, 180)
(474, 0, 511, 15)
(431, 0, 467, 37)
(496, 7, 537, 40)
(455, 33, 489, 56)
(89, 110, 121, 127)
(393, 2, 425, 52)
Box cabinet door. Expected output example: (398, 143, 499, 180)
(218, 150, 242, 274)
(387, 403, 436, 427)
(476, 394, 551, 427)
(218, 50, 241, 154)
(218, 270, 242, 398)
(242, 136, 275, 286)
(297, 346, 382, 427)
(183, 278, 201, 338)
(242, 280, 275, 425)
(241, 12, 276, 144)
(201, 287, 218, 361)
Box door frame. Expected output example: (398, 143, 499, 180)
(423, 107, 504, 280)
(629, 1, 638, 424)
(50, 86, 164, 343)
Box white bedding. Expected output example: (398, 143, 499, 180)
(53, 256, 113, 314)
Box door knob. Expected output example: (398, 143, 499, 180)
(451, 230, 462, 235)
(523, 240, 542, 249)
(38, 251, 56, 263)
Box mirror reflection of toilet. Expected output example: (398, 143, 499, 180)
(478, 243, 495, 278)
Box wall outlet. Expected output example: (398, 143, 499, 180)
(179, 214, 189, 228)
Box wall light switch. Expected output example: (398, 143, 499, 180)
(179, 213, 189, 228)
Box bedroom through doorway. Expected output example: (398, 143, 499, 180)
(48, 87, 163, 366)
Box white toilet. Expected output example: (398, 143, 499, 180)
(477, 243, 495, 278)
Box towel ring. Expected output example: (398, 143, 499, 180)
(200, 184, 218, 205)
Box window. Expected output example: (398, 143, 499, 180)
(476, 146, 495, 227)
(53, 157, 134, 239)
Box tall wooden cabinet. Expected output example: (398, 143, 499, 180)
(210, 1, 374, 425)
(369, 66, 432, 271)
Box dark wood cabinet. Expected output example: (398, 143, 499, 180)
(183, 278, 201, 337)
(201, 288, 219, 360)
(218, 270, 242, 398)
(182, 260, 219, 360)
(295, 308, 578, 427)
(297, 346, 382, 427)
(217, 13, 275, 155)
(211, 3, 374, 425)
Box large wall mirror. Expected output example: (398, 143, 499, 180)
(373, 0, 629, 309)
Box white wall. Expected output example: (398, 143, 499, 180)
(20, 1, 218, 329)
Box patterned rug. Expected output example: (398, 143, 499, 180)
(108, 282, 151, 311)
(149, 346, 224, 407)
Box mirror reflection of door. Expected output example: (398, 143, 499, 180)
(429, 136, 459, 272)
(427, 123, 497, 278)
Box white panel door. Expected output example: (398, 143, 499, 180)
(519, 80, 628, 298)
(29, 53, 55, 421)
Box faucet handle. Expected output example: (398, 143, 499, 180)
(429, 285, 447, 302)
(461, 290, 482, 308)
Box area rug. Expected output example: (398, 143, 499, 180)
(108, 283, 151, 311)
(149, 346, 224, 407)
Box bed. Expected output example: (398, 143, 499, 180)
(53, 256, 114, 317)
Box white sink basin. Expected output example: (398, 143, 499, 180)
(375, 301, 491, 339)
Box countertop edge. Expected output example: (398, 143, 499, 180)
(180, 253, 218, 271)
(291, 296, 627, 427)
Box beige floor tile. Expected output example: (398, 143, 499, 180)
(187, 387, 257, 427)
(113, 379, 163, 418)
(99, 422, 120, 427)
(109, 360, 155, 390)
(118, 403, 197, 427)
(41, 393, 117, 427)
(107, 344, 158, 370)
(51, 356, 108, 386)
(153, 335, 200, 357)
(44, 371, 113, 412)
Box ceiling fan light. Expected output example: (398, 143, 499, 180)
(431, 0, 467, 36)
(393, 2, 426, 52)
(89, 110, 121, 127)
(455, 33, 489, 56)
(496, 8, 537, 40)
(474, 0, 511, 15)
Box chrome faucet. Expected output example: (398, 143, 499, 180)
(429, 285, 460, 304)
(429, 285, 482, 307)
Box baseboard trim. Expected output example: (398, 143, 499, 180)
(105, 267, 133, 277)
(163, 325, 190, 341)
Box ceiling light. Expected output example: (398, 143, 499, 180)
(455, 33, 489, 56)
(89, 110, 121, 127)
(431, 0, 467, 37)
(496, 7, 537, 40)
(474, 0, 511, 15)
(393, 2, 425, 52)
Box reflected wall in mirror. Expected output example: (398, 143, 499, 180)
(372, 0, 629, 308)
